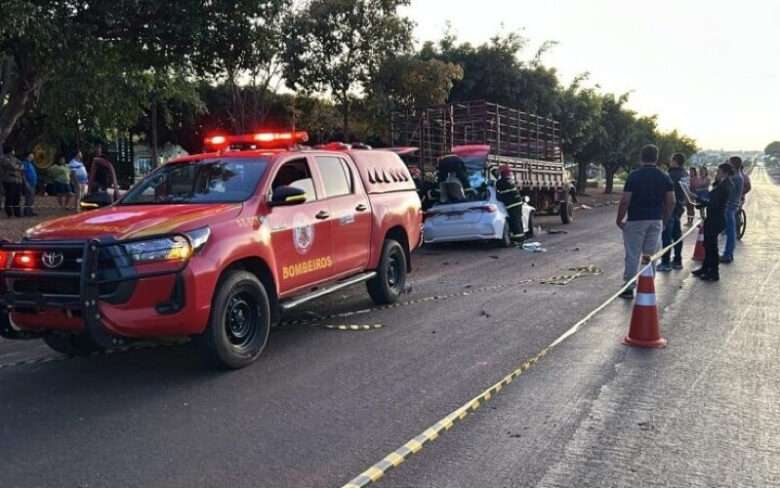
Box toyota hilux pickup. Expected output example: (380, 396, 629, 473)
(0, 132, 423, 368)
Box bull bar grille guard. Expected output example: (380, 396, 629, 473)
(0, 235, 190, 347)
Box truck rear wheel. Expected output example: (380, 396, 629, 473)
(560, 201, 574, 224)
(43, 333, 102, 356)
(367, 239, 407, 305)
(200, 270, 271, 369)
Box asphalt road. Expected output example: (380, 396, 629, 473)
(1, 169, 777, 487)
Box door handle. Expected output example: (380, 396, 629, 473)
(355, 204, 368, 212)
(315, 210, 330, 220)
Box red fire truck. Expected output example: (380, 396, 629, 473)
(0, 131, 423, 369)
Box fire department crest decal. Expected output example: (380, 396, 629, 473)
(292, 213, 315, 255)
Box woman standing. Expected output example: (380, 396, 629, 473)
(693, 163, 734, 282)
(696, 166, 711, 200)
(50, 156, 73, 209)
(686, 167, 698, 226)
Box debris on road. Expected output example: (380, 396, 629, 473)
(522, 242, 547, 253)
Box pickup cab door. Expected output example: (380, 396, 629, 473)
(313, 155, 372, 275)
(265, 156, 334, 295)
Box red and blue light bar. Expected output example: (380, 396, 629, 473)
(204, 131, 309, 150)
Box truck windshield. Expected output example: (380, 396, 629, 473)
(121, 158, 269, 205)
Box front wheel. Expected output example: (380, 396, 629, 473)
(199, 270, 271, 369)
(367, 239, 407, 305)
(43, 333, 102, 356)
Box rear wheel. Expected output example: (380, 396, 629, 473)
(367, 239, 407, 305)
(497, 219, 513, 248)
(43, 333, 102, 356)
(560, 201, 574, 224)
(199, 270, 271, 369)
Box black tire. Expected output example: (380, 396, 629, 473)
(43, 333, 102, 356)
(367, 239, 407, 305)
(737, 208, 747, 240)
(199, 270, 271, 369)
(560, 201, 574, 224)
(525, 212, 535, 238)
(497, 219, 513, 248)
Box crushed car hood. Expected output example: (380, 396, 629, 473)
(24, 204, 242, 241)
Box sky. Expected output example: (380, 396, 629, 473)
(401, 0, 779, 151)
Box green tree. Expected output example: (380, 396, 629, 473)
(555, 77, 603, 193)
(372, 55, 463, 112)
(423, 32, 560, 116)
(282, 0, 413, 138)
(0, 0, 209, 148)
(765, 141, 780, 157)
(193, 0, 292, 133)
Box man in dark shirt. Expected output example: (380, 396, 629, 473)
(658, 153, 689, 271)
(616, 144, 676, 298)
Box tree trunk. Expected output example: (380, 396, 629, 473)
(576, 161, 589, 194)
(150, 100, 159, 168)
(0, 74, 44, 148)
(604, 165, 616, 194)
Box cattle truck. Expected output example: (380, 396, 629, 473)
(390, 100, 574, 224)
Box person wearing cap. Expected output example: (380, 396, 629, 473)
(496, 164, 524, 237)
(693, 163, 734, 281)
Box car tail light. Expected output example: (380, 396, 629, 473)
(13, 251, 40, 270)
(0, 250, 8, 269)
(478, 204, 498, 213)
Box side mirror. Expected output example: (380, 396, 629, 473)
(269, 185, 307, 207)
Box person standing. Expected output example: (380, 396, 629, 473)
(68, 150, 88, 212)
(685, 167, 697, 226)
(21, 151, 38, 217)
(496, 164, 524, 237)
(696, 166, 711, 200)
(1, 147, 24, 218)
(693, 163, 734, 281)
(721, 156, 744, 263)
(50, 156, 73, 209)
(616, 144, 676, 299)
(658, 153, 687, 271)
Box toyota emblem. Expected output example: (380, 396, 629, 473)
(41, 251, 65, 269)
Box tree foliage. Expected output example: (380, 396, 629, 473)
(765, 141, 780, 156)
(283, 0, 413, 137)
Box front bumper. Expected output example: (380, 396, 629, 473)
(0, 237, 190, 347)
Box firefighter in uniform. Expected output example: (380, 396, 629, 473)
(496, 164, 524, 238)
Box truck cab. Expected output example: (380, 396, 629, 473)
(0, 131, 423, 369)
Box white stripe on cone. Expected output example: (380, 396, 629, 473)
(635, 292, 657, 307)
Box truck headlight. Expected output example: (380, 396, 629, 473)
(124, 235, 192, 263)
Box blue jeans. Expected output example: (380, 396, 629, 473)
(662, 215, 682, 263)
(723, 206, 737, 258)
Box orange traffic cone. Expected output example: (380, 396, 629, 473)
(624, 262, 667, 348)
(692, 225, 705, 262)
